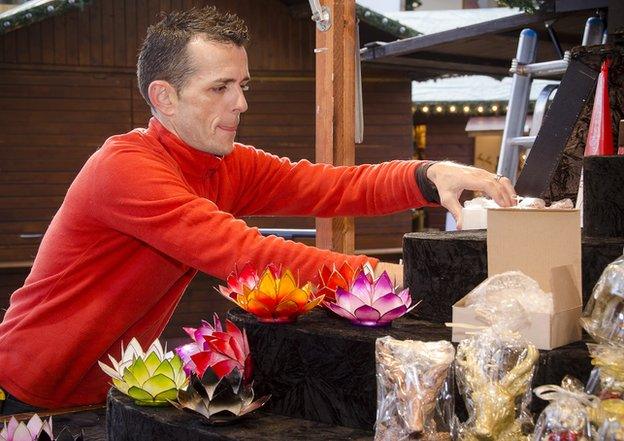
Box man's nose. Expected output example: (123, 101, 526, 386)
(234, 86, 248, 114)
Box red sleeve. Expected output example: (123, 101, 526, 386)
(89, 146, 377, 282)
(228, 145, 435, 217)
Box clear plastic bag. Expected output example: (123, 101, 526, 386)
(532, 377, 597, 441)
(581, 254, 624, 346)
(584, 344, 624, 434)
(464, 271, 553, 315)
(374, 336, 455, 441)
(455, 326, 539, 440)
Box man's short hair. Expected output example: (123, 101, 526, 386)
(137, 6, 249, 107)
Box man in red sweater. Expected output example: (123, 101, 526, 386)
(0, 7, 515, 412)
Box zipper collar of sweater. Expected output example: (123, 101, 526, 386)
(147, 117, 224, 177)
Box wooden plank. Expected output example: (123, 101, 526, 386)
(78, 4, 90, 65)
(3, 24, 17, 63)
(0, 97, 131, 111)
(125, 0, 138, 67)
(28, 23, 43, 64)
(315, 0, 356, 255)
(89, 0, 103, 65)
(101, 0, 115, 66)
(0, 85, 129, 99)
(65, 9, 80, 65)
(15, 27, 29, 63)
(53, 14, 67, 65)
(113, 0, 127, 67)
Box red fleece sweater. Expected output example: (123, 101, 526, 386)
(0, 118, 430, 408)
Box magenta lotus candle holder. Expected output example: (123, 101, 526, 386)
(326, 271, 417, 327)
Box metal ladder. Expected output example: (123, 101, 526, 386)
(496, 17, 605, 184)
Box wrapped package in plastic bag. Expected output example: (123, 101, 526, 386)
(464, 271, 553, 315)
(584, 344, 624, 433)
(455, 303, 539, 441)
(374, 336, 455, 441)
(532, 376, 598, 441)
(581, 254, 624, 346)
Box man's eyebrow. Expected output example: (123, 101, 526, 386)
(211, 76, 251, 84)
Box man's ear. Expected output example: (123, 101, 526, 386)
(148, 80, 178, 116)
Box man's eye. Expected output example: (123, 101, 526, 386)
(241, 84, 250, 92)
(213, 85, 227, 93)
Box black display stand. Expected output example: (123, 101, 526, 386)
(583, 156, 624, 238)
(106, 389, 372, 441)
(227, 308, 592, 431)
(404, 231, 624, 323)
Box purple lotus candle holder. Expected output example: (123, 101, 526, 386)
(326, 271, 417, 327)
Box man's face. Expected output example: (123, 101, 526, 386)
(168, 38, 250, 156)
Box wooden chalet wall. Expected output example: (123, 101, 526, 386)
(0, 0, 413, 337)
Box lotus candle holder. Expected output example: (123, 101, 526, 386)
(220, 265, 323, 323)
(99, 338, 188, 406)
(172, 367, 270, 425)
(314, 262, 359, 306)
(327, 271, 416, 327)
(175, 314, 253, 382)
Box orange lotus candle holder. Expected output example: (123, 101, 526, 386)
(219, 264, 323, 324)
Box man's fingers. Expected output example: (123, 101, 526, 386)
(499, 176, 518, 206)
(482, 175, 516, 207)
(440, 193, 463, 230)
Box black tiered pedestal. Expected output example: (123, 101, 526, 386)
(106, 389, 372, 441)
(227, 308, 592, 431)
(404, 231, 624, 323)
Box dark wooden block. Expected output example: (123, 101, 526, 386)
(227, 308, 592, 431)
(403, 231, 624, 324)
(583, 156, 624, 238)
(106, 389, 372, 441)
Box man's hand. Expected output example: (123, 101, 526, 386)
(427, 161, 517, 230)
(374, 262, 404, 289)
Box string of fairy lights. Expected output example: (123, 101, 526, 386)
(412, 101, 537, 116)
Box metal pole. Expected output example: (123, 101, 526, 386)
(497, 28, 537, 182)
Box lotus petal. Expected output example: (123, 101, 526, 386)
(246, 298, 273, 318)
(25, 414, 43, 437)
(205, 336, 238, 361)
(153, 388, 179, 403)
(144, 373, 177, 395)
(127, 386, 154, 402)
(353, 305, 381, 322)
(128, 357, 150, 384)
(302, 295, 324, 312)
(371, 292, 405, 315)
(279, 288, 308, 307)
(98, 360, 122, 380)
(351, 272, 373, 302)
(335, 287, 367, 312)
(153, 359, 176, 379)
(11, 423, 32, 441)
(144, 351, 162, 375)
(277, 270, 298, 297)
(372, 271, 394, 301)
(327, 302, 358, 321)
(378, 304, 408, 324)
(240, 394, 272, 415)
(274, 300, 299, 317)
(397, 288, 411, 305)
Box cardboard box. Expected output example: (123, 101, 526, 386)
(451, 208, 582, 350)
